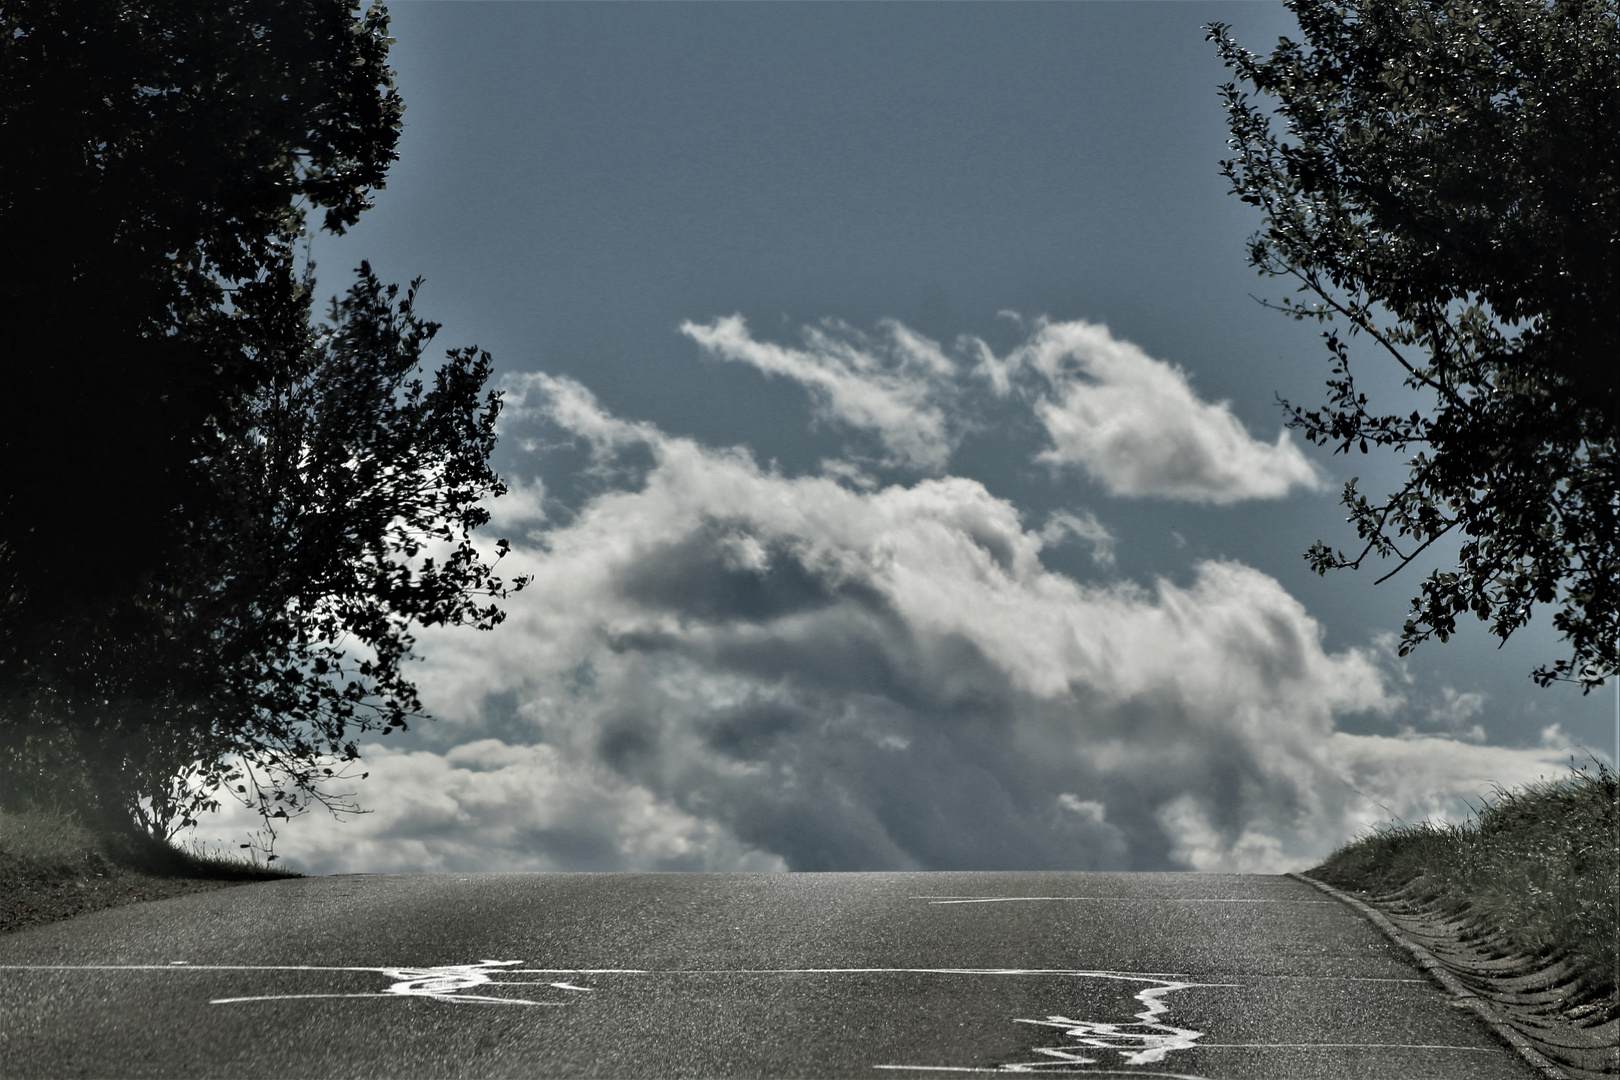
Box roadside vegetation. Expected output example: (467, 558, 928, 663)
(0, 804, 295, 937)
(1312, 764, 1618, 1018)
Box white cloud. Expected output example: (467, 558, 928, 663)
(501, 370, 661, 459)
(482, 475, 548, 538)
(681, 314, 960, 471)
(1426, 686, 1487, 732)
(680, 313, 1321, 504)
(1040, 510, 1117, 568)
(224, 379, 1557, 876)
(971, 318, 1322, 503)
(1326, 733, 1570, 836)
(202, 741, 783, 875)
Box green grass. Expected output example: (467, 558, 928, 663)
(0, 803, 296, 934)
(1312, 764, 1619, 1014)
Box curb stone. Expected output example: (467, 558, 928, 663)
(1289, 871, 1575, 1079)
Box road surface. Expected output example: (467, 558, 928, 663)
(0, 871, 1541, 1078)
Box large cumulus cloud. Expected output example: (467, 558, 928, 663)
(209, 740, 784, 875)
(223, 374, 1566, 876)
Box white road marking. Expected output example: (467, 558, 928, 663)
(1197, 1043, 1507, 1051)
(863, 971, 1224, 1073)
(1006, 978, 1207, 1067)
(0, 961, 577, 1006)
(0, 964, 645, 975)
(1252, 975, 1429, 983)
(914, 897, 1332, 905)
(0, 962, 1219, 984)
(210, 960, 563, 1006)
(0, 963, 1203, 980)
(209, 992, 563, 1006)
(1, 962, 1229, 1071)
(874, 1068, 1215, 1078)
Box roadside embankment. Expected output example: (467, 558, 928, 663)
(1308, 766, 1618, 1078)
(0, 806, 295, 936)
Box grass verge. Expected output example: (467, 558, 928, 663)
(1311, 763, 1618, 1017)
(0, 804, 297, 935)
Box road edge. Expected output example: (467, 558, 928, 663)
(1288, 871, 1573, 1080)
(0, 877, 255, 938)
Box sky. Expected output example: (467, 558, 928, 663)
(204, 0, 1614, 875)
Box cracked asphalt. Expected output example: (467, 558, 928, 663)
(0, 871, 1543, 1078)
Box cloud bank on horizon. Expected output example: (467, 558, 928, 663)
(211, 317, 1571, 876)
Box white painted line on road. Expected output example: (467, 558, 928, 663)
(1010, 980, 1205, 1066)
(0, 964, 650, 974)
(1241, 975, 1428, 983)
(496, 967, 1208, 980)
(0, 963, 1220, 985)
(1196, 1043, 1507, 1051)
(914, 897, 1332, 905)
(874, 1067, 1215, 1078)
(867, 971, 1224, 1073)
(0, 960, 578, 1006)
(0, 962, 1221, 986)
(212, 960, 566, 1006)
(209, 992, 562, 1006)
(3, 962, 1231, 1073)
(690, 968, 1212, 981)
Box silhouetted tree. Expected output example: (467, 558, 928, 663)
(0, 0, 400, 667)
(13, 266, 524, 842)
(1209, 0, 1620, 686)
(0, 2, 526, 843)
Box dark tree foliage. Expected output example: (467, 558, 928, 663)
(0, 0, 401, 661)
(1209, 0, 1620, 686)
(8, 266, 525, 839)
(0, 2, 527, 844)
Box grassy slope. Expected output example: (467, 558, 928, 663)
(0, 805, 297, 935)
(1310, 765, 1618, 1015)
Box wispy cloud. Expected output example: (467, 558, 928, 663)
(235, 381, 1558, 876)
(501, 370, 663, 458)
(1040, 510, 1117, 569)
(683, 314, 1323, 504)
(681, 314, 960, 471)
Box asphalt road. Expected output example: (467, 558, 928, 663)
(0, 871, 1541, 1079)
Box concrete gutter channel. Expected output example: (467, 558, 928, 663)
(1291, 872, 1619, 1079)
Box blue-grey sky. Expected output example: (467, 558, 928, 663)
(217, 1, 1612, 874)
